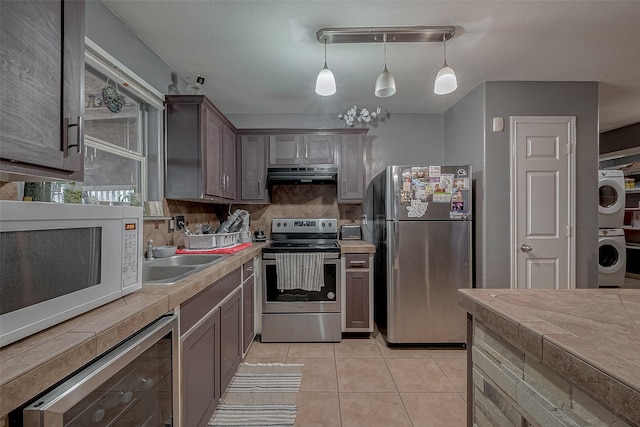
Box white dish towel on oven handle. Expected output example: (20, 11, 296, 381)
(275, 253, 325, 292)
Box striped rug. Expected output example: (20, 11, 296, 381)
(208, 363, 303, 426)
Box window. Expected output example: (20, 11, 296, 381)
(52, 38, 164, 209)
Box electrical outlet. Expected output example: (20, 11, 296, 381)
(168, 218, 175, 232)
(362, 214, 368, 225)
(176, 215, 185, 231)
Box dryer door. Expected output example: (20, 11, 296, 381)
(598, 238, 625, 275)
(598, 177, 624, 216)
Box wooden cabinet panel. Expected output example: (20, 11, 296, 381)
(180, 268, 241, 333)
(345, 271, 370, 330)
(268, 134, 336, 166)
(338, 134, 365, 203)
(182, 307, 220, 427)
(204, 105, 223, 198)
(302, 135, 336, 165)
(238, 135, 268, 202)
(0, 0, 85, 181)
(345, 253, 369, 269)
(269, 135, 302, 165)
(222, 124, 237, 199)
(220, 287, 242, 395)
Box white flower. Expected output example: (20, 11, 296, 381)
(338, 105, 384, 127)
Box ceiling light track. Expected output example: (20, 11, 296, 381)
(316, 26, 455, 44)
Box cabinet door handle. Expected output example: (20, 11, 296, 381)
(342, 180, 346, 195)
(295, 145, 299, 159)
(305, 144, 309, 159)
(226, 175, 230, 190)
(63, 116, 83, 157)
(221, 175, 225, 189)
(257, 180, 261, 194)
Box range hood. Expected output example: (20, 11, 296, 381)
(267, 167, 338, 184)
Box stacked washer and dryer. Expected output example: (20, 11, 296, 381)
(598, 170, 627, 287)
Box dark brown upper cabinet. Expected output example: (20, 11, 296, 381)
(338, 134, 366, 203)
(268, 134, 337, 166)
(0, 0, 85, 182)
(237, 134, 268, 202)
(165, 95, 236, 202)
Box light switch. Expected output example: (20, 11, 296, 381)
(492, 117, 505, 132)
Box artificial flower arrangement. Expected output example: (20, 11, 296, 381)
(338, 106, 386, 127)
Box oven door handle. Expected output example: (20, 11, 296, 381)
(23, 315, 178, 424)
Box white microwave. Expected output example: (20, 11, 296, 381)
(0, 201, 143, 347)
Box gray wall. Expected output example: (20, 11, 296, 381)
(483, 81, 599, 289)
(444, 84, 486, 288)
(86, 1, 183, 95)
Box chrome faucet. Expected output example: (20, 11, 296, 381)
(147, 239, 154, 260)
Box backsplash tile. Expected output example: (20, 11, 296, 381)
(148, 184, 363, 248)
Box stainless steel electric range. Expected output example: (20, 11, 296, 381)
(261, 218, 342, 342)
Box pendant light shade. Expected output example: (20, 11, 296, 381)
(375, 34, 396, 98)
(434, 35, 457, 95)
(434, 65, 457, 95)
(315, 40, 336, 96)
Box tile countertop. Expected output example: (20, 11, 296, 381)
(0, 242, 268, 418)
(458, 288, 640, 425)
(339, 240, 376, 253)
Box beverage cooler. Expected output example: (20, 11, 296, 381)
(20, 315, 178, 427)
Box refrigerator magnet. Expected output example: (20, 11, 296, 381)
(403, 181, 411, 191)
(412, 167, 429, 179)
(429, 166, 441, 177)
(454, 177, 468, 191)
(440, 174, 454, 193)
(456, 167, 468, 178)
(407, 200, 428, 217)
(400, 190, 411, 205)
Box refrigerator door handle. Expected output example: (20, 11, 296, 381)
(392, 221, 400, 270)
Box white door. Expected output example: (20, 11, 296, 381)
(511, 117, 575, 289)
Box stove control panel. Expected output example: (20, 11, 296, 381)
(272, 218, 337, 234)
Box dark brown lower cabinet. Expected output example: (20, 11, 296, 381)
(181, 307, 220, 427)
(180, 268, 242, 425)
(220, 287, 242, 395)
(345, 271, 370, 329)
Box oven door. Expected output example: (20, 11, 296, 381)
(262, 253, 341, 313)
(22, 315, 178, 427)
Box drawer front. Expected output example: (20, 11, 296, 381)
(181, 268, 241, 334)
(345, 253, 369, 269)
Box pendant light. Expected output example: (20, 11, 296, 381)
(434, 34, 457, 95)
(374, 34, 396, 98)
(315, 39, 336, 96)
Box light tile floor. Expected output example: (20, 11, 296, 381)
(243, 332, 467, 427)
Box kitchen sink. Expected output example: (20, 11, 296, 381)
(146, 254, 224, 267)
(142, 254, 226, 285)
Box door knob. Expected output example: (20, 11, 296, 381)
(520, 244, 532, 252)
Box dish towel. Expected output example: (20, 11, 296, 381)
(275, 253, 325, 292)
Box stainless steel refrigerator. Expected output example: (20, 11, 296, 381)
(371, 165, 472, 344)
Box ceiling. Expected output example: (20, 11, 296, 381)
(102, 1, 640, 132)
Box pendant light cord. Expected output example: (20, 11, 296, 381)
(442, 33, 448, 66)
(383, 33, 388, 66)
(324, 39, 328, 67)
